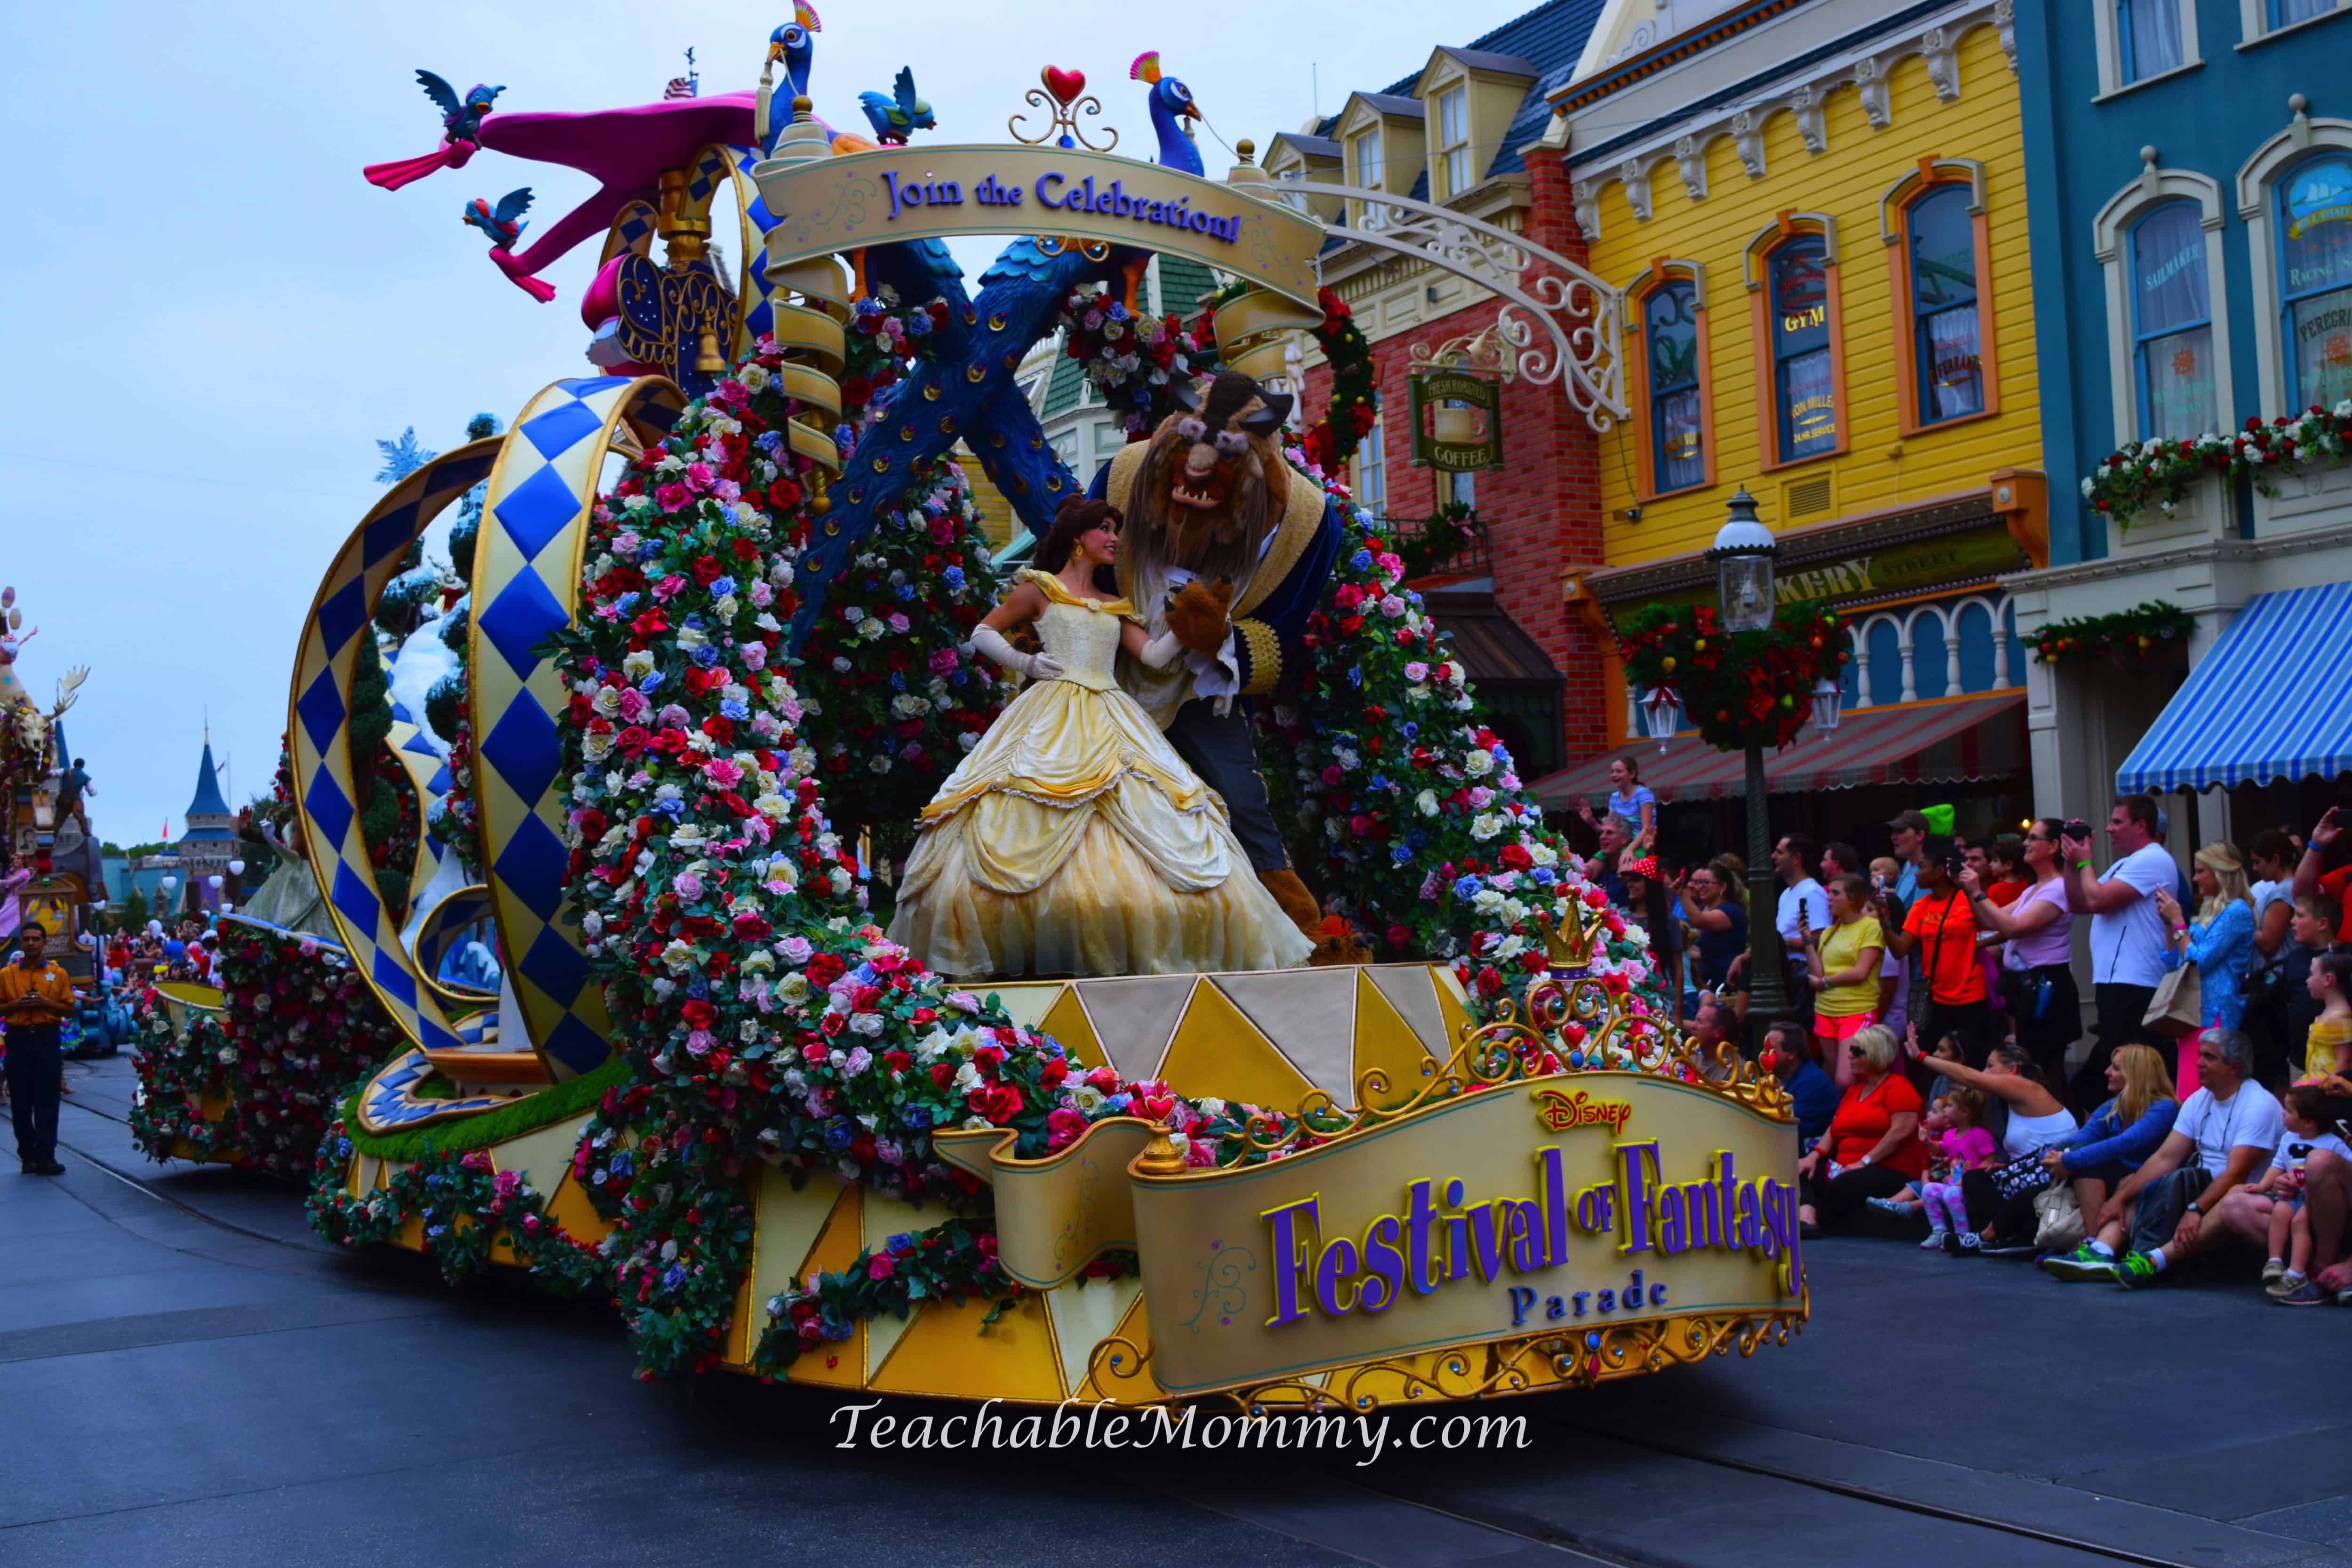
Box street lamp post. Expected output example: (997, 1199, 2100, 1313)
(1707, 488, 1793, 1032)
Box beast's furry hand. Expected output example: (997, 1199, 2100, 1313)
(1164, 577, 1234, 655)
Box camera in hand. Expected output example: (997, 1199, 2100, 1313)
(2063, 819, 2091, 842)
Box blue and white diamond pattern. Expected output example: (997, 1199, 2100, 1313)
(468, 376, 683, 1081)
(287, 440, 498, 1066)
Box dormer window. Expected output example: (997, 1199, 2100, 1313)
(1436, 85, 1472, 199)
(1350, 126, 1385, 228)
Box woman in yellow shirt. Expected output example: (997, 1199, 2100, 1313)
(1803, 874, 1885, 1088)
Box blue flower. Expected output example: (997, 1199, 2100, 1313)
(1391, 844, 1414, 863)
(1350, 549, 1375, 572)
(683, 613, 705, 630)
(885, 1232, 913, 1251)
(686, 974, 709, 999)
(906, 310, 932, 335)
(944, 566, 966, 591)
(1368, 773, 1391, 792)
(692, 643, 721, 668)
(719, 700, 750, 721)
(895, 582, 916, 601)
(639, 670, 665, 694)
(889, 671, 906, 691)
(651, 797, 684, 816)
(825, 1121, 855, 1150)
(662, 1263, 687, 1290)
(1532, 867, 1557, 887)
(1407, 829, 1428, 850)
(1452, 874, 1484, 900)
(1401, 721, 1418, 740)
(755, 430, 784, 454)
(1346, 667, 1363, 686)
(901, 1104, 932, 1130)
(709, 574, 736, 598)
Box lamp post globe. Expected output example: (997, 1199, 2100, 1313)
(1710, 487, 1795, 1033)
(1708, 486, 1778, 634)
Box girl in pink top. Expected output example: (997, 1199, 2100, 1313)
(1917, 1086, 1999, 1247)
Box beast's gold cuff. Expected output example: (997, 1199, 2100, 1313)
(1236, 618, 1283, 696)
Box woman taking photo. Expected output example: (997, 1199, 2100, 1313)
(2037, 1045, 2180, 1281)
(1795, 1024, 1925, 1236)
(1923, 1040, 2079, 1253)
(1800, 874, 1884, 1087)
(1681, 859, 1746, 1003)
(2153, 843, 2256, 1092)
(1960, 819, 2079, 1102)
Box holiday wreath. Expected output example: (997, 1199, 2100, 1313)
(1615, 601, 1849, 752)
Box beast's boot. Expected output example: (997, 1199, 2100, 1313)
(1257, 868, 1322, 937)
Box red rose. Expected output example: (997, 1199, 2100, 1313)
(691, 554, 723, 585)
(1498, 844, 1532, 871)
(806, 952, 846, 987)
(680, 999, 716, 1029)
(969, 1082, 1025, 1124)
(630, 608, 670, 638)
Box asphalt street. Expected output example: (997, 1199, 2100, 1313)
(4, 1053, 2348, 1568)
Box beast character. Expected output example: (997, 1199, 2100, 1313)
(1092, 369, 1346, 947)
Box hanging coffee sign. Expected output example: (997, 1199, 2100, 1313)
(1408, 368, 1503, 472)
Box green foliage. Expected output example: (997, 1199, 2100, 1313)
(335, 1053, 630, 1162)
(2029, 600, 2193, 667)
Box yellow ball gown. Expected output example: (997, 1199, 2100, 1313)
(888, 570, 1315, 979)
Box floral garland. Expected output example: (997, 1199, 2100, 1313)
(130, 927, 409, 1176)
(1297, 286, 1378, 475)
(126, 988, 246, 1164)
(307, 1119, 609, 1295)
(2082, 403, 2352, 528)
(1056, 286, 1218, 439)
(1616, 601, 1848, 753)
(790, 459, 1012, 852)
(839, 286, 949, 431)
(2030, 599, 2193, 667)
(211, 923, 410, 1177)
(1253, 460, 1661, 1018)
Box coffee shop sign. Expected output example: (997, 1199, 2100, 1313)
(881, 169, 1245, 243)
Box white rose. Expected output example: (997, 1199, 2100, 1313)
(1470, 812, 1502, 840)
(1415, 789, 1439, 817)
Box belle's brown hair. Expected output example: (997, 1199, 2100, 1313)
(1034, 496, 1122, 573)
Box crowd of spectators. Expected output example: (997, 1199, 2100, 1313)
(1571, 766, 2352, 1308)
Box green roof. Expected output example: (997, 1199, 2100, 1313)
(1155, 255, 1219, 318)
(1041, 350, 1086, 420)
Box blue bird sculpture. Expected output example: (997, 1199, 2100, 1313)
(1128, 52, 1202, 175)
(418, 70, 502, 144)
(766, 1, 821, 99)
(858, 66, 936, 145)
(461, 188, 535, 247)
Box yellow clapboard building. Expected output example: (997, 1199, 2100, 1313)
(1537, 0, 2050, 849)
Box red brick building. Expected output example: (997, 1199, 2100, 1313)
(1264, 0, 1615, 780)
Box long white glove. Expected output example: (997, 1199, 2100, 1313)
(971, 624, 1064, 682)
(1139, 630, 1185, 670)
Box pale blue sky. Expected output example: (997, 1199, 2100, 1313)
(0, 0, 1537, 844)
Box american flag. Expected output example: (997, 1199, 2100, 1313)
(664, 76, 697, 100)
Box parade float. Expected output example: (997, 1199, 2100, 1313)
(288, 17, 1807, 1412)
(1, 589, 97, 981)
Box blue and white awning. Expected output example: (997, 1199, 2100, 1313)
(2116, 583, 2352, 794)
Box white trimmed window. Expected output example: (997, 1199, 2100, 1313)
(2238, 113, 2352, 415)
(1356, 418, 1387, 510)
(1436, 85, 1472, 199)
(2092, 0, 2201, 95)
(2095, 164, 2233, 443)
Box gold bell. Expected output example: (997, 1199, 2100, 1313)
(695, 329, 726, 374)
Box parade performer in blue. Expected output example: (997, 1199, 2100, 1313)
(1096, 368, 1344, 947)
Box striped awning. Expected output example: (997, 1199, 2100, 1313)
(1532, 690, 2027, 807)
(2116, 583, 2352, 794)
